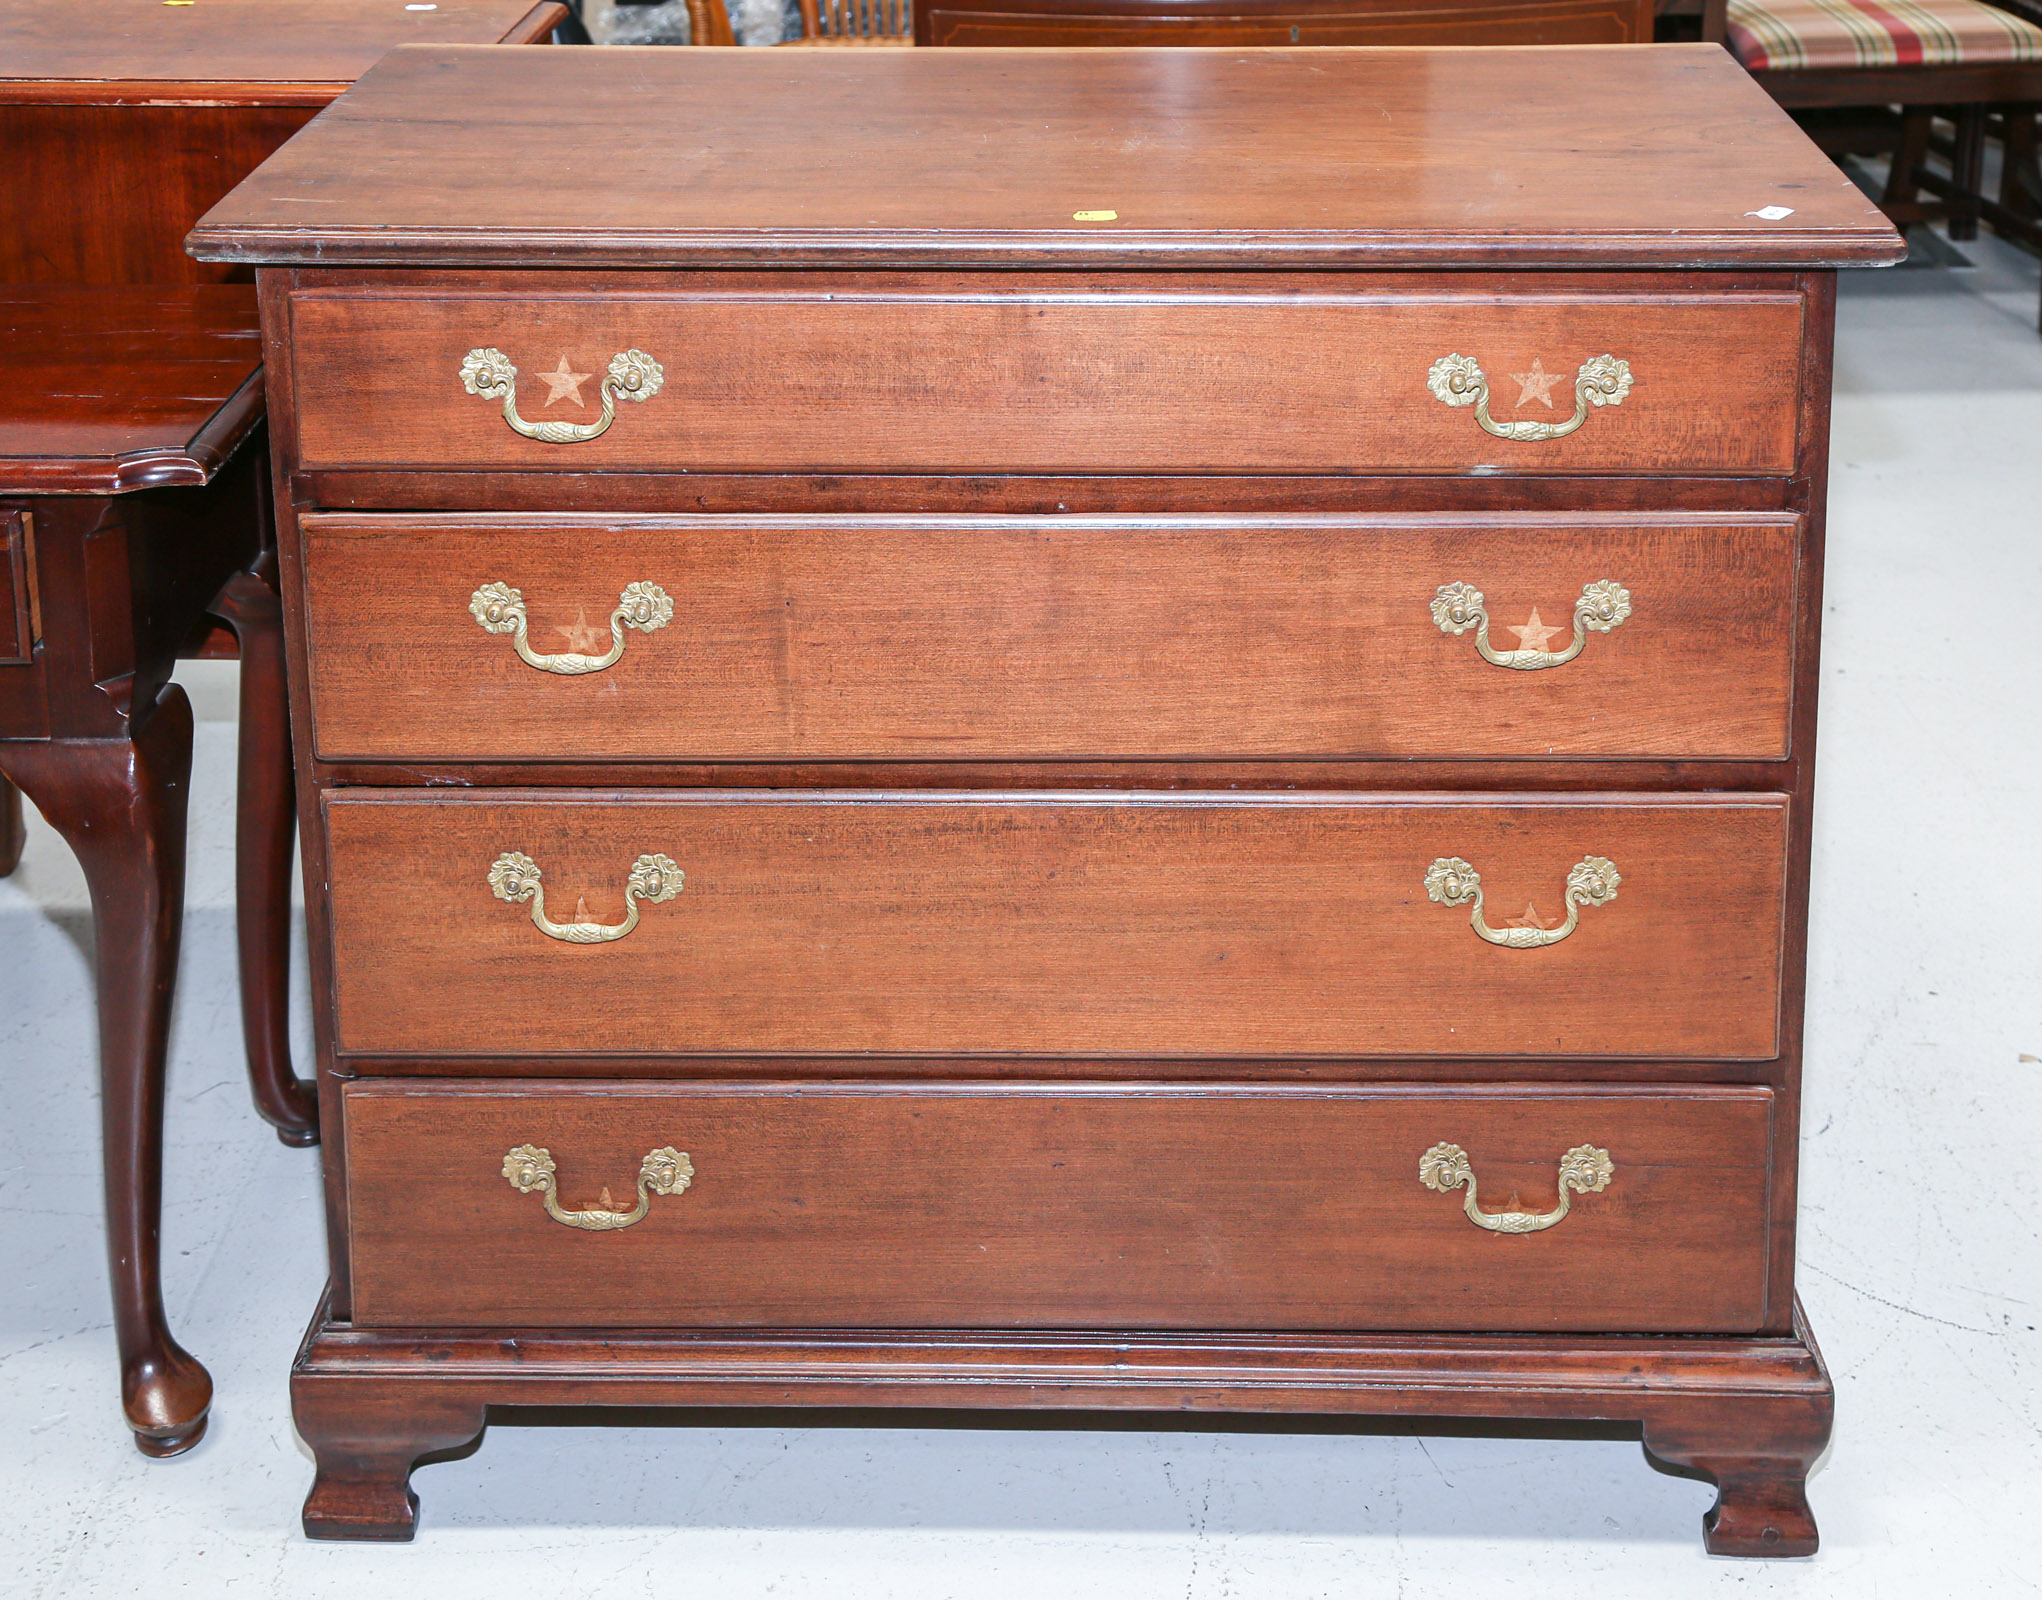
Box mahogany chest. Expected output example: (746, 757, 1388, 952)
(189, 42, 1903, 1551)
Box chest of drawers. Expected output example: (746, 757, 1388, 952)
(191, 41, 1903, 1552)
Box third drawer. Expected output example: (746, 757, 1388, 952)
(324, 790, 1790, 1059)
(299, 511, 1802, 763)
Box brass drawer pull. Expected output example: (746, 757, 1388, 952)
(1426, 352, 1632, 442)
(459, 347, 664, 444)
(502, 1144, 694, 1231)
(487, 850, 683, 944)
(1424, 855, 1619, 948)
(469, 580, 673, 675)
(1419, 1142, 1613, 1234)
(1430, 579, 1631, 670)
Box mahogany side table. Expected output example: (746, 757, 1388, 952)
(0, 285, 270, 1455)
(0, 0, 566, 1456)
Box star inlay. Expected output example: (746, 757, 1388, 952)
(1509, 358, 1564, 410)
(1509, 607, 1565, 652)
(1504, 902, 1557, 931)
(536, 355, 593, 408)
(555, 607, 607, 655)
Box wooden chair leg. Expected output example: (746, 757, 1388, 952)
(1883, 107, 1935, 226)
(0, 686, 214, 1456)
(1998, 106, 2040, 215)
(206, 561, 318, 1148)
(0, 774, 21, 876)
(1948, 105, 1987, 240)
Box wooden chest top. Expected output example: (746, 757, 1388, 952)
(0, 0, 560, 104)
(188, 43, 1905, 270)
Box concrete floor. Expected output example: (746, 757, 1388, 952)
(2, 229, 2039, 1599)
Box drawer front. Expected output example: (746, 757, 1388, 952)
(342, 1080, 1775, 1332)
(288, 285, 1804, 475)
(324, 792, 1788, 1059)
(301, 512, 1800, 763)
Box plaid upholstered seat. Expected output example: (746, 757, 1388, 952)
(1727, 0, 2042, 69)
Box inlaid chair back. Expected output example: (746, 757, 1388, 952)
(797, 0, 914, 40)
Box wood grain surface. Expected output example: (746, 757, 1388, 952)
(341, 1079, 1775, 1332)
(0, 105, 320, 286)
(286, 282, 1806, 474)
(0, 1, 561, 286)
(290, 467, 1806, 517)
(323, 791, 1789, 1058)
(299, 512, 1802, 762)
(919, 0, 1654, 45)
(0, 287, 263, 491)
(0, 0, 562, 96)
(186, 45, 1904, 270)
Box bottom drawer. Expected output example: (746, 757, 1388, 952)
(343, 1081, 1774, 1333)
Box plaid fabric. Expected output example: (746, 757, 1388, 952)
(1728, 0, 2042, 68)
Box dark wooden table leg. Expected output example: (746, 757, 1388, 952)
(206, 561, 318, 1147)
(0, 774, 21, 876)
(0, 685, 214, 1456)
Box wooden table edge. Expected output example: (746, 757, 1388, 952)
(184, 226, 1912, 270)
(0, 364, 265, 496)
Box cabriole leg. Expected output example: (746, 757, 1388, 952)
(0, 686, 212, 1456)
(207, 562, 317, 1147)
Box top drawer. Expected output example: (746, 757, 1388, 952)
(285, 279, 1808, 476)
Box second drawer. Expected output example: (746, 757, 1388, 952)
(299, 511, 1802, 763)
(324, 791, 1789, 1059)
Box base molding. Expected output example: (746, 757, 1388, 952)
(293, 1294, 1832, 1555)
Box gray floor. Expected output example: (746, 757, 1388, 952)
(2, 230, 2039, 1598)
